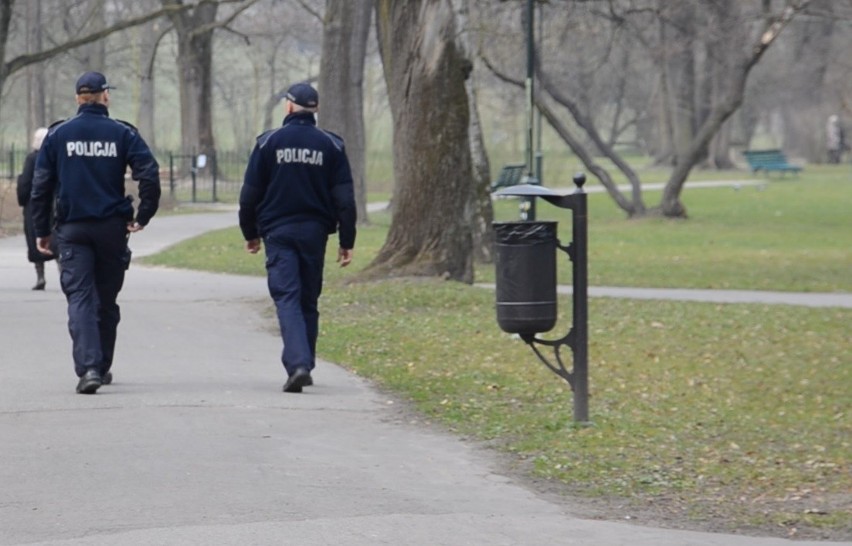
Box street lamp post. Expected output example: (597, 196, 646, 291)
(520, 0, 540, 221)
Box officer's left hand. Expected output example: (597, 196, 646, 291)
(127, 221, 144, 233)
(36, 236, 54, 256)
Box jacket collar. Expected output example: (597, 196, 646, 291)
(283, 111, 316, 127)
(77, 103, 110, 116)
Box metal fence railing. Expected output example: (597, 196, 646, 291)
(155, 149, 249, 204)
(0, 147, 29, 232)
(0, 146, 29, 182)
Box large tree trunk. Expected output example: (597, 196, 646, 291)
(164, 0, 218, 157)
(666, 2, 698, 165)
(780, 0, 834, 156)
(80, 0, 107, 72)
(652, 19, 675, 166)
(708, 120, 735, 169)
(703, 0, 736, 169)
(319, 0, 372, 226)
(25, 0, 46, 136)
(461, 0, 492, 263)
(467, 76, 494, 263)
(371, 0, 475, 283)
(136, 20, 167, 146)
(177, 32, 215, 155)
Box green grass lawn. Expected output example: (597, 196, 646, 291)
(489, 167, 852, 292)
(142, 166, 851, 539)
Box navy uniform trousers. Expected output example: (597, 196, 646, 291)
(263, 221, 328, 376)
(56, 216, 128, 378)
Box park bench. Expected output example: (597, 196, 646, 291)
(490, 163, 527, 191)
(742, 149, 802, 175)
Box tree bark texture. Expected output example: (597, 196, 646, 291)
(25, 0, 46, 136)
(319, 0, 372, 226)
(136, 20, 165, 146)
(165, 0, 218, 157)
(79, 0, 107, 72)
(664, 2, 698, 165)
(467, 75, 494, 263)
(0, 1, 14, 85)
(461, 0, 493, 263)
(373, 0, 475, 283)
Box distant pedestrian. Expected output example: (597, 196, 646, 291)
(30, 71, 161, 394)
(16, 127, 56, 290)
(239, 82, 356, 393)
(826, 114, 846, 164)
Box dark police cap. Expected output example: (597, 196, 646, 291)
(75, 71, 115, 94)
(286, 82, 318, 108)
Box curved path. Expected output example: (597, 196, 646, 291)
(0, 211, 847, 545)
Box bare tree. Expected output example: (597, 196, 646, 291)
(0, 0, 197, 120)
(748, 0, 843, 160)
(370, 0, 475, 283)
(161, 0, 261, 157)
(318, 0, 372, 226)
(658, 0, 810, 217)
(222, 3, 317, 138)
(480, 0, 810, 218)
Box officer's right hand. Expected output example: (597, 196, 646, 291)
(337, 247, 353, 267)
(246, 239, 262, 254)
(127, 221, 144, 233)
(36, 236, 54, 256)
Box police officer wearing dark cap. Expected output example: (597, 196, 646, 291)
(30, 71, 161, 394)
(239, 81, 356, 393)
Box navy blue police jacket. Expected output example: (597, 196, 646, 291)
(30, 103, 161, 238)
(239, 111, 356, 249)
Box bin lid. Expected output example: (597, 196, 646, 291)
(493, 184, 562, 198)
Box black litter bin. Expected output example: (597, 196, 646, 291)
(494, 221, 558, 335)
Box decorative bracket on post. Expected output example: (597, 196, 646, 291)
(494, 174, 589, 424)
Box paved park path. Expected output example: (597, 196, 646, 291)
(1, 210, 848, 545)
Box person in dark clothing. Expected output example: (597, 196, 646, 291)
(239, 82, 356, 393)
(16, 127, 55, 290)
(30, 71, 161, 394)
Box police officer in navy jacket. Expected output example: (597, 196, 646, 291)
(30, 71, 161, 394)
(239, 82, 356, 393)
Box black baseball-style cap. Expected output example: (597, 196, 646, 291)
(75, 71, 115, 94)
(286, 82, 318, 108)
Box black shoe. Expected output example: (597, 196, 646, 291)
(102, 372, 113, 385)
(283, 368, 311, 393)
(76, 369, 102, 394)
(32, 280, 45, 290)
(304, 374, 313, 387)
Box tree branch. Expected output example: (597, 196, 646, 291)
(290, 0, 324, 24)
(188, 0, 263, 39)
(146, 25, 176, 79)
(3, 3, 196, 77)
(480, 52, 639, 215)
